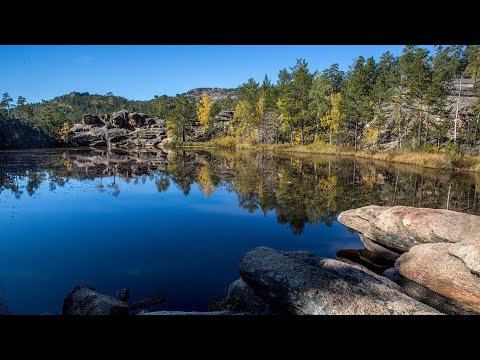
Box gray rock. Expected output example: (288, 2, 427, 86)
(129, 295, 166, 311)
(383, 268, 470, 315)
(69, 132, 103, 147)
(227, 278, 271, 314)
(239, 247, 440, 315)
(140, 311, 236, 315)
(62, 284, 129, 315)
(0, 118, 60, 149)
(83, 114, 104, 126)
(359, 234, 401, 260)
(336, 248, 394, 273)
(338, 205, 480, 253)
(116, 288, 130, 302)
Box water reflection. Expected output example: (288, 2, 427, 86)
(1, 148, 479, 235)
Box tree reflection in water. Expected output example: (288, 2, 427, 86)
(1, 148, 479, 235)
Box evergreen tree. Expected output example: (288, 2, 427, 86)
(1, 93, 13, 116)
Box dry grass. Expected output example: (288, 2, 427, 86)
(237, 142, 480, 173)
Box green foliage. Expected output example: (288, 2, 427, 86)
(444, 142, 465, 167)
(421, 143, 441, 154)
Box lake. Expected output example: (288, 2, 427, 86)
(0, 148, 479, 314)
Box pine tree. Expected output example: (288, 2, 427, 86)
(1, 93, 13, 116)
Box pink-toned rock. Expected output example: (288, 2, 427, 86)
(337, 205, 480, 253)
(395, 242, 480, 314)
(449, 242, 480, 276)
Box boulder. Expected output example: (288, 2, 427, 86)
(128, 112, 146, 128)
(239, 247, 440, 315)
(383, 268, 473, 315)
(111, 110, 129, 128)
(338, 205, 480, 253)
(105, 128, 130, 143)
(82, 114, 104, 126)
(0, 118, 60, 149)
(62, 284, 129, 315)
(116, 288, 130, 302)
(69, 124, 87, 133)
(336, 248, 395, 274)
(395, 242, 480, 314)
(359, 234, 401, 260)
(448, 242, 480, 276)
(69, 132, 103, 147)
(140, 311, 235, 315)
(146, 118, 156, 127)
(226, 278, 271, 314)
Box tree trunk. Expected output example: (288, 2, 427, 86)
(417, 101, 422, 148)
(398, 108, 402, 149)
(354, 121, 358, 151)
(182, 125, 185, 142)
(329, 128, 333, 145)
(314, 119, 319, 143)
(301, 121, 304, 145)
(454, 75, 463, 144)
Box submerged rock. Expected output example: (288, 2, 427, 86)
(239, 247, 440, 315)
(338, 205, 480, 253)
(395, 242, 480, 314)
(62, 285, 129, 315)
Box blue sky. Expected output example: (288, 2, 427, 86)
(0, 45, 435, 104)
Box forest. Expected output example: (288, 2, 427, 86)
(1, 45, 480, 155)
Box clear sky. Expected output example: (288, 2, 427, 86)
(0, 45, 436, 104)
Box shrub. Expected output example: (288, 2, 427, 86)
(421, 143, 441, 154)
(444, 143, 464, 168)
(210, 136, 236, 149)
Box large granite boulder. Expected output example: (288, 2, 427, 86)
(0, 118, 60, 149)
(226, 278, 271, 314)
(448, 242, 480, 276)
(239, 247, 440, 315)
(67, 111, 168, 148)
(395, 242, 480, 314)
(62, 284, 129, 315)
(82, 114, 104, 126)
(383, 267, 473, 315)
(69, 132, 103, 147)
(128, 112, 146, 128)
(110, 110, 129, 128)
(338, 205, 480, 253)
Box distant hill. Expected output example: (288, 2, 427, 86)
(11, 88, 238, 126)
(182, 87, 237, 101)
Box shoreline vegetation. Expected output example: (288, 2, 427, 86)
(170, 140, 480, 173)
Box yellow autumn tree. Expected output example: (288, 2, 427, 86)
(364, 126, 379, 149)
(58, 122, 70, 140)
(198, 161, 214, 197)
(196, 92, 214, 134)
(320, 93, 345, 145)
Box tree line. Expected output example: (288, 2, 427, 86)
(2, 45, 479, 152)
(202, 45, 479, 153)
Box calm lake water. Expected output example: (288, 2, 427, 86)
(0, 148, 479, 314)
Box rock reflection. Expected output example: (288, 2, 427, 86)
(1, 148, 479, 235)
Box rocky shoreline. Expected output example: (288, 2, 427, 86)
(67, 111, 170, 149)
(60, 205, 480, 315)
